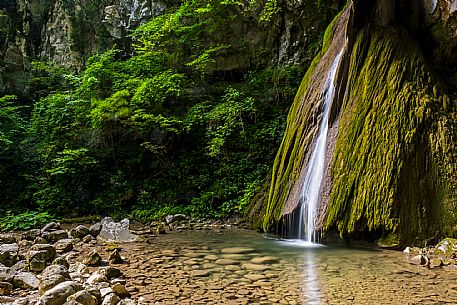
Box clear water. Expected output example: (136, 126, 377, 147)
(298, 50, 344, 242)
(122, 229, 457, 304)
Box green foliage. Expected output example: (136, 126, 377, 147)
(0, 0, 305, 222)
(0, 211, 54, 232)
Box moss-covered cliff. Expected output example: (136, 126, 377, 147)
(259, 0, 457, 246)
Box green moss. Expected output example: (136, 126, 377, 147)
(260, 7, 349, 231)
(325, 26, 453, 245)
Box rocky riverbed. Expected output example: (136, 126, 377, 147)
(1, 217, 457, 305)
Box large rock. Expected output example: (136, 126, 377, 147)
(12, 272, 39, 289)
(39, 265, 71, 295)
(67, 290, 97, 305)
(0, 266, 14, 283)
(21, 229, 41, 241)
(42, 230, 69, 244)
(37, 281, 83, 305)
(0, 244, 18, 267)
(433, 238, 457, 258)
(98, 218, 137, 243)
(54, 239, 74, 254)
(89, 223, 102, 238)
(69, 226, 90, 239)
(82, 250, 102, 267)
(165, 214, 188, 225)
(41, 222, 62, 233)
(102, 293, 120, 305)
(0, 234, 16, 244)
(27, 244, 56, 272)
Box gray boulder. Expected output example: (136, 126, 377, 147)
(82, 250, 102, 267)
(42, 230, 69, 244)
(0, 265, 14, 283)
(89, 223, 102, 238)
(69, 226, 90, 239)
(39, 265, 71, 295)
(0, 234, 16, 244)
(98, 218, 137, 243)
(165, 214, 188, 225)
(27, 244, 56, 272)
(37, 281, 83, 305)
(54, 239, 74, 254)
(102, 293, 120, 305)
(0, 244, 18, 267)
(12, 272, 39, 289)
(67, 290, 97, 305)
(41, 222, 61, 233)
(21, 229, 41, 241)
(52, 256, 70, 269)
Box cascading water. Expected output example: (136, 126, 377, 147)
(298, 49, 344, 242)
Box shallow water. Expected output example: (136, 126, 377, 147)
(117, 228, 457, 305)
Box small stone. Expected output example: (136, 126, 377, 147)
(191, 270, 211, 277)
(0, 266, 14, 283)
(100, 287, 114, 298)
(250, 256, 279, 264)
(243, 263, 271, 271)
(83, 235, 95, 243)
(83, 250, 102, 266)
(112, 283, 131, 298)
(220, 247, 255, 254)
(52, 256, 70, 269)
(244, 274, 266, 281)
(21, 229, 41, 241)
(430, 258, 443, 268)
(215, 259, 240, 265)
(0, 282, 13, 295)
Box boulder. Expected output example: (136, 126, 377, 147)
(12, 272, 39, 289)
(0, 281, 13, 295)
(67, 290, 97, 305)
(0, 244, 18, 267)
(52, 256, 70, 269)
(82, 250, 102, 267)
(87, 287, 102, 304)
(99, 267, 122, 280)
(55, 239, 74, 254)
(37, 281, 83, 305)
(34, 237, 49, 244)
(89, 223, 102, 238)
(109, 249, 123, 264)
(165, 214, 188, 225)
(102, 293, 120, 305)
(433, 238, 457, 258)
(27, 244, 56, 272)
(39, 265, 71, 295)
(0, 266, 14, 283)
(409, 254, 427, 266)
(0, 234, 16, 244)
(82, 235, 95, 243)
(21, 229, 41, 241)
(86, 273, 108, 285)
(98, 218, 137, 243)
(41, 222, 62, 233)
(112, 283, 130, 298)
(70, 226, 90, 239)
(42, 230, 69, 244)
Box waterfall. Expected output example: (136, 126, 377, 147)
(298, 49, 344, 242)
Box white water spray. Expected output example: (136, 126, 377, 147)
(298, 49, 344, 242)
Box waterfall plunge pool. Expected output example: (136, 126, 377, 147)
(113, 228, 457, 304)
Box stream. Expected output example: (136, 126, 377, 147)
(107, 228, 457, 305)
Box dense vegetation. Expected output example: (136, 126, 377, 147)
(0, 0, 331, 227)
